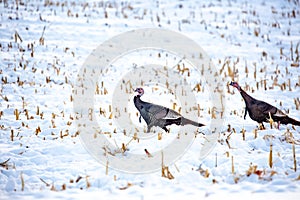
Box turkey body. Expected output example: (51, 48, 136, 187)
(133, 88, 204, 132)
(230, 81, 300, 128)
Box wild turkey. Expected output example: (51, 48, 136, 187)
(133, 88, 205, 132)
(230, 81, 300, 128)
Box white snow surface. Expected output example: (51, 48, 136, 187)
(1, 0, 300, 199)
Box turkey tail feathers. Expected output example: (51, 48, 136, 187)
(277, 116, 300, 126)
(287, 117, 300, 126)
(181, 117, 205, 127)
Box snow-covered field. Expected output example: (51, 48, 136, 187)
(1, 0, 300, 199)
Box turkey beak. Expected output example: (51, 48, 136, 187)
(134, 88, 139, 95)
(229, 81, 234, 86)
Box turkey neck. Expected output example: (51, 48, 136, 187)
(134, 94, 142, 102)
(238, 88, 256, 106)
(134, 95, 145, 108)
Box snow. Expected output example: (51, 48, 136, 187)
(1, 0, 300, 199)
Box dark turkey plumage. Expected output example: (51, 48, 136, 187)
(133, 88, 205, 132)
(230, 81, 300, 128)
